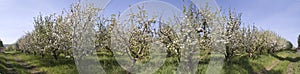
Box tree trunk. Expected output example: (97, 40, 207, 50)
(225, 46, 231, 61)
(127, 58, 137, 74)
(188, 52, 195, 74)
(41, 53, 45, 58)
(52, 50, 59, 60)
(33, 51, 37, 55)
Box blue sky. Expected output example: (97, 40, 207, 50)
(0, 0, 299, 47)
(217, 0, 300, 47)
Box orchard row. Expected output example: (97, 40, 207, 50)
(8, 3, 292, 61)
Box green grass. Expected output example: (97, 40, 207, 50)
(221, 50, 300, 74)
(289, 50, 300, 74)
(223, 55, 263, 74)
(270, 60, 289, 74)
(0, 51, 77, 74)
(0, 50, 299, 74)
(0, 56, 8, 73)
(0, 52, 30, 74)
(293, 61, 300, 74)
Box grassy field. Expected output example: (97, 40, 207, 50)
(0, 50, 299, 74)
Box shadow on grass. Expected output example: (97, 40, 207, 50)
(0, 53, 31, 74)
(223, 55, 284, 74)
(98, 56, 127, 74)
(262, 69, 283, 74)
(224, 56, 259, 74)
(0, 55, 9, 73)
(37, 57, 75, 67)
(270, 51, 300, 62)
(2, 50, 292, 74)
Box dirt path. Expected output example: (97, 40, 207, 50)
(16, 60, 45, 74)
(286, 55, 296, 74)
(286, 62, 294, 74)
(265, 60, 280, 71)
(5, 58, 18, 74)
(5, 54, 45, 74)
(259, 60, 280, 74)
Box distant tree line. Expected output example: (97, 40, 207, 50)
(0, 39, 3, 47)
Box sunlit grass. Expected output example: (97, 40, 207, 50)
(0, 50, 299, 74)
